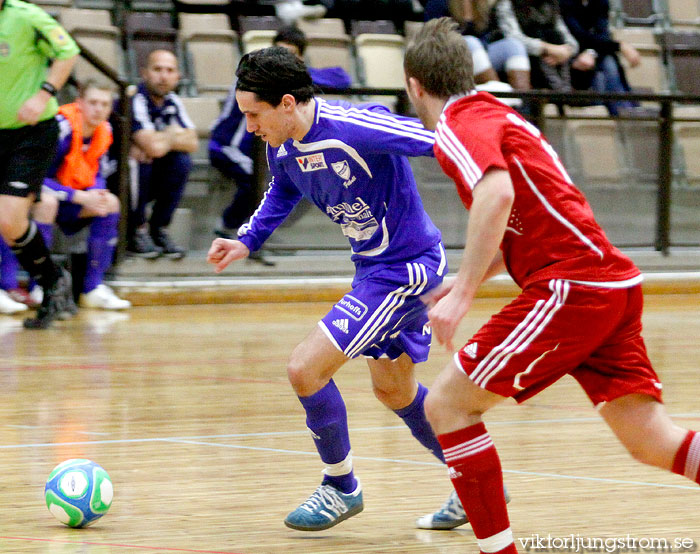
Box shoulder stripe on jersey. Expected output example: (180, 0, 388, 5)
(319, 109, 435, 144)
(436, 124, 479, 187)
(513, 156, 604, 259)
(57, 116, 72, 141)
(169, 94, 195, 129)
(344, 262, 429, 358)
(470, 278, 569, 388)
(132, 94, 154, 130)
(321, 103, 429, 131)
(437, 115, 483, 184)
(294, 138, 373, 178)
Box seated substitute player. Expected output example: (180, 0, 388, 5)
(404, 18, 700, 554)
(127, 50, 197, 260)
(208, 46, 450, 532)
(31, 80, 130, 311)
(0, 0, 79, 329)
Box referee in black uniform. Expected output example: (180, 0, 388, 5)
(0, 0, 79, 328)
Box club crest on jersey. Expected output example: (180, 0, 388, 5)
(296, 153, 327, 172)
(332, 160, 356, 188)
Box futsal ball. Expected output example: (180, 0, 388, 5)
(44, 459, 113, 528)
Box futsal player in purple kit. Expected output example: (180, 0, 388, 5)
(208, 46, 449, 531)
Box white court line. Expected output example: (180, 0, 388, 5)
(162, 438, 698, 491)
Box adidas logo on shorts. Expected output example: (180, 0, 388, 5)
(463, 342, 478, 359)
(332, 318, 349, 334)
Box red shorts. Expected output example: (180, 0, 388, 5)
(455, 279, 663, 407)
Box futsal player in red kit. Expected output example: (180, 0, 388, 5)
(404, 17, 700, 554)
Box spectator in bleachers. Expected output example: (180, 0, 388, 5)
(494, 0, 579, 91)
(560, 0, 640, 115)
(127, 50, 197, 260)
(208, 26, 352, 266)
(445, 0, 532, 91)
(34, 80, 130, 310)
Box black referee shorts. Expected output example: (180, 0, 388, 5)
(0, 118, 59, 199)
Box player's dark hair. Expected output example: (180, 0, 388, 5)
(274, 25, 307, 56)
(404, 17, 475, 98)
(236, 47, 315, 107)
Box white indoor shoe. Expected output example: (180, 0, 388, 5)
(0, 289, 28, 314)
(79, 284, 131, 311)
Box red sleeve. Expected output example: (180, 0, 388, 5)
(436, 106, 508, 190)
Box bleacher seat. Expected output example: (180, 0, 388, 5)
(617, 0, 664, 26)
(183, 29, 239, 95)
(60, 8, 125, 81)
(73, 0, 115, 9)
(350, 19, 397, 36)
(355, 33, 404, 87)
(296, 17, 345, 36)
(34, 0, 73, 8)
(621, 42, 666, 92)
(668, 1, 700, 29)
(403, 20, 423, 42)
(130, 0, 175, 11)
(179, 12, 231, 33)
(124, 11, 180, 79)
(675, 123, 700, 185)
(237, 15, 281, 33)
(240, 29, 276, 53)
(663, 32, 700, 95)
(566, 106, 624, 186)
(611, 26, 658, 45)
(305, 35, 353, 73)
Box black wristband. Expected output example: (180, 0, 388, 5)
(40, 81, 58, 96)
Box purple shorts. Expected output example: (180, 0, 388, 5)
(319, 243, 446, 362)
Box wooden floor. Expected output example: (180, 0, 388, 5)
(0, 293, 698, 553)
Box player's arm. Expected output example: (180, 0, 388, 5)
(329, 103, 436, 157)
(18, 10, 79, 125)
(429, 168, 514, 350)
(208, 158, 302, 272)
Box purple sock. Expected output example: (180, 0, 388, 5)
(298, 379, 357, 493)
(36, 222, 54, 249)
(84, 213, 118, 293)
(394, 383, 445, 463)
(0, 238, 20, 290)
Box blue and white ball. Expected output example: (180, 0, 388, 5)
(44, 459, 113, 527)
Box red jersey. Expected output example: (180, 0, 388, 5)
(434, 92, 641, 288)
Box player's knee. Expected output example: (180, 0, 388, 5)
(372, 382, 406, 410)
(286, 356, 314, 396)
(621, 436, 661, 467)
(33, 195, 59, 222)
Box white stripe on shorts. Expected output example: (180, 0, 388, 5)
(344, 262, 429, 358)
(470, 279, 569, 388)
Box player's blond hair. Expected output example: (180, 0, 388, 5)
(404, 17, 475, 99)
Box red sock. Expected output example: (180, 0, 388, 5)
(672, 430, 700, 483)
(438, 422, 516, 554)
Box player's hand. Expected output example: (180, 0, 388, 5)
(17, 92, 51, 126)
(76, 189, 110, 217)
(620, 42, 641, 68)
(207, 238, 250, 273)
(428, 287, 471, 352)
(572, 51, 596, 71)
